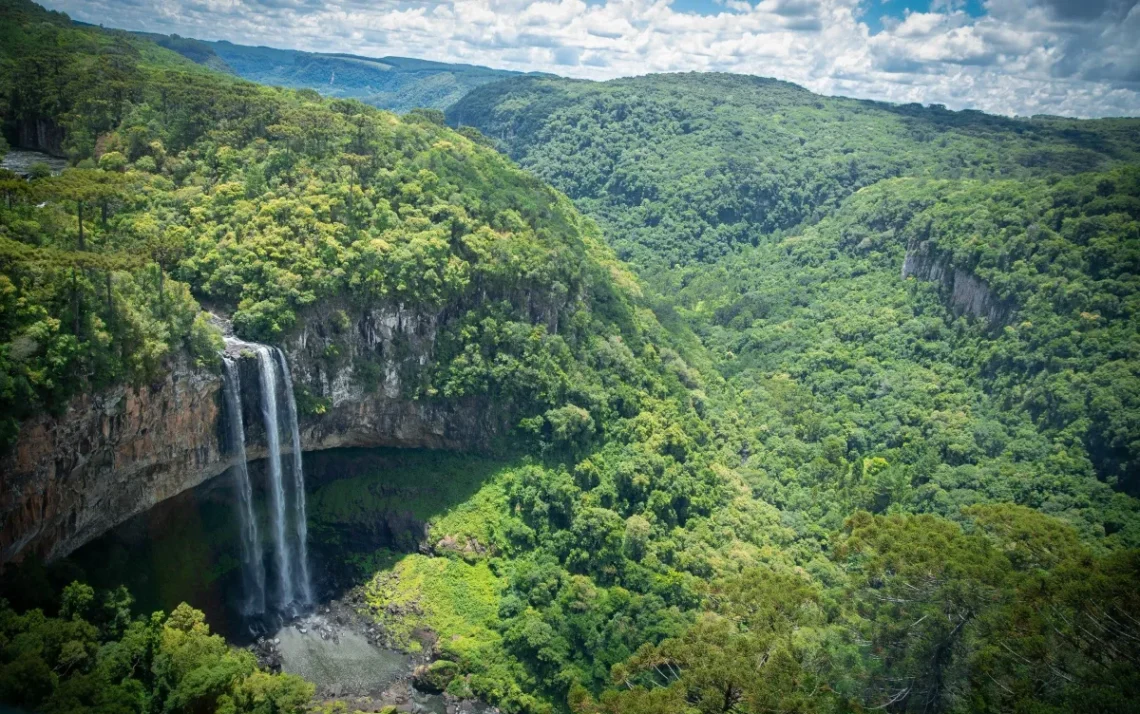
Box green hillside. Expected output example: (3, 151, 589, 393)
(0, 0, 667, 463)
(126, 29, 236, 74)
(443, 70, 1140, 711)
(448, 73, 1140, 271)
(2, 3, 1140, 714)
(450, 70, 1140, 510)
(671, 171, 1140, 535)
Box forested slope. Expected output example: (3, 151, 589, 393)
(2, 3, 1140, 714)
(448, 73, 1140, 270)
(0, 0, 656, 455)
(442, 70, 1140, 712)
(670, 171, 1140, 539)
(124, 30, 236, 74)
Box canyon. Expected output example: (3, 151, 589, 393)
(0, 303, 499, 568)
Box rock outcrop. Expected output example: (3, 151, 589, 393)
(12, 117, 67, 158)
(0, 354, 227, 567)
(0, 304, 498, 566)
(902, 241, 1015, 326)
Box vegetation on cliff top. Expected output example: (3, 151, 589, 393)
(0, 0, 649, 457)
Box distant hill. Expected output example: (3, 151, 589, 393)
(448, 73, 1140, 270)
(127, 31, 530, 112)
(127, 30, 235, 74)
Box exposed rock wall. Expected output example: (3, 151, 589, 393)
(281, 302, 494, 453)
(12, 117, 67, 157)
(902, 241, 1015, 326)
(0, 304, 498, 566)
(0, 355, 227, 567)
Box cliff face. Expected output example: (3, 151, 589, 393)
(12, 117, 67, 157)
(902, 241, 1015, 326)
(280, 302, 495, 453)
(0, 356, 226, 567)
(0, 304, 497, 566)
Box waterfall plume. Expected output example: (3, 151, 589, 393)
(275, 347, 313, 606)
(221, 338, 313, 616)
(221, 357, 266, 616)
(255, 345, 295, 609)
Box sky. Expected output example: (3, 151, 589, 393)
(40, 0, 1140, 118)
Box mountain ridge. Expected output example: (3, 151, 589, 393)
(127, 29, 541, 112)
(448, 72, 1140, 270)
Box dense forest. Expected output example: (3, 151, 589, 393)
(446, 67, 1140, 713)
(452, 73, 1140, 539)
(1, 1, 1140, 714)
(448, 74, 1140, 271)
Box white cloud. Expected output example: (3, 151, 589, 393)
(41, 0, 1140, 117)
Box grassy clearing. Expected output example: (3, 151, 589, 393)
(361, 553, 503, 660)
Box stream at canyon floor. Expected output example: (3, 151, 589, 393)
(0, 149, 67, 176)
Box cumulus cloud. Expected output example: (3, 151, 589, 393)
(41, 0, 1140, 117)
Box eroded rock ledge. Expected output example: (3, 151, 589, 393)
(902, 241, 1015, 326)
(0, 304, 498, 566)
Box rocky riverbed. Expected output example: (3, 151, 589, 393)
(251, 594, 492, 714)
(0, 148, 67, 176)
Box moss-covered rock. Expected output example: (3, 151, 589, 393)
(412, 659, 459, 693)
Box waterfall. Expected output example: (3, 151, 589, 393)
(275, 348, 313, 606)
(255, 345, 295, 609)
(221, 336, 312, 616)
(221, 358, 266, 616)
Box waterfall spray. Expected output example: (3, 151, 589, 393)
(255, 345, 295, 609)
(222, 357, 266, 616)
(275, 348, 313, 606)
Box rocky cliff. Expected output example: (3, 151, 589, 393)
(11, 117, 67, 158)
(0, 304, 497, 567)
(902, 241, 1015, 326)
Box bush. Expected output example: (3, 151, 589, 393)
(27, 162, 52, 179)
(188, 313, 223, 368)
(97, 151, 127, 172)
(134, 155, 157, 173)
(412, 660, 459, 693)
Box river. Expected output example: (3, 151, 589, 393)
(0, 148, 68, 177)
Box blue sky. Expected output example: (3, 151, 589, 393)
(861, 0, 986, 33)
(41, 0, 1140, 117)
(591, 0, 986, 30)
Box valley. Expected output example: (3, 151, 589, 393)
(1, 1, 1139, 714)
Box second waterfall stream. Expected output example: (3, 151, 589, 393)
(221, 339, 313, 619)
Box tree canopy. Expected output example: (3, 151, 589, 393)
(2, 3, 1140, 714)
